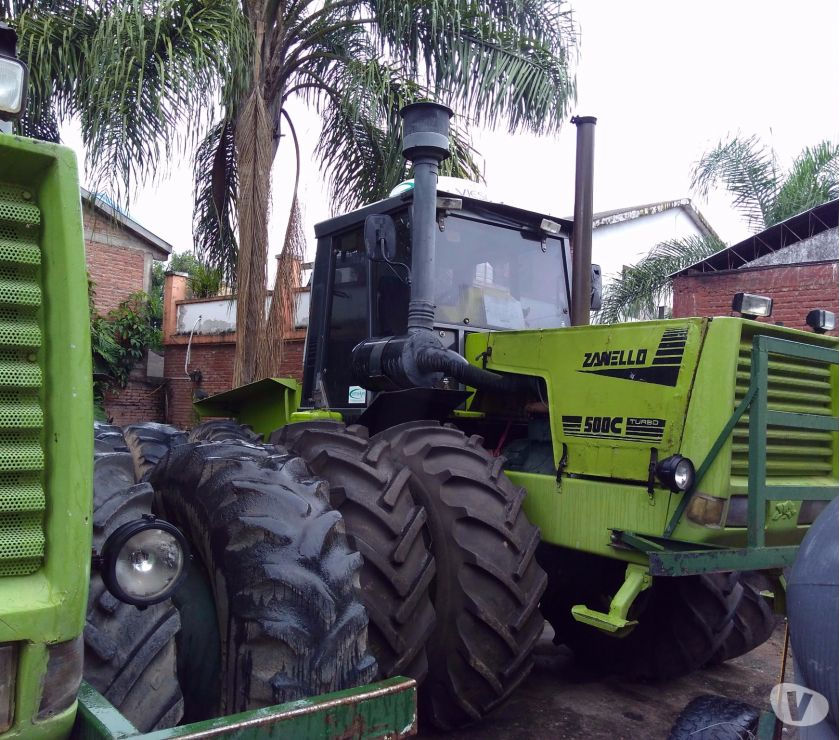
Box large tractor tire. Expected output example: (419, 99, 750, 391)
(85, 447, 184, 732)
(541, 551, 742, 680)
(93, 421, 129, 454)
(123, 422, 188, 481)
(188, 419, 261, 444)
(710, 573, 776, 664)
(373, 422, 547, 730)
(271, 421, 436, 682)
(149, 439, 378, 718)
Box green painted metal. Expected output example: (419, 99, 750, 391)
(75, 678, 417, 739)
(193, 377, 303, 439)
(0, 134, 93, 736)
(663, 386, 756, 537)
(648, 545, 799, 577)
(571, 563, 651, 635)
(289, 409, 343, 423)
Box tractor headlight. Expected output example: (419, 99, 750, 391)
(656, 454, 696, 493)
(732, 292, 773, 319)
(0, 54, 27, 120)
(100, 517, 189, 606)
(805, 309, 836, 334)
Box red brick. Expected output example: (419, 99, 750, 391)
(673, 261, 838, 335)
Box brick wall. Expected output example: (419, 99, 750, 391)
(103, 365, 166, 425)
(164, 339, 305, 430)
(87, 239, 148, 314)
(672, 261, 839, 334)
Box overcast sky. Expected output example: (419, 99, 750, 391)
(64, 0, 839, 274)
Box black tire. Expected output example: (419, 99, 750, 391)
(149, 439, 378, 717)
(711, 573, 776, 664)
(85, 449, 184, 732)
(124, 422, 188, 481)
(94, 421, 129, 453)
(271, 421, 436, 682)
(668, 694, 760, 739)
(188, 419, 261, 444)
(373, 421, 546, 730)
(542, 552, 742, 680)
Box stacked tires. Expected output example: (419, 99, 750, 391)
(89, 418, 779, 733)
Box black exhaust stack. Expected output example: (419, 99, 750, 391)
(401, 102, 453, 331)
(570, 115, 596, 326)
(351, 102, 531, 395)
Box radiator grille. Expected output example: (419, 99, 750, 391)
(0, 183, 44, 577)
(732, 331, 834, 481)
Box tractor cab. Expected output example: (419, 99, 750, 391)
(301, 190, 575, 415)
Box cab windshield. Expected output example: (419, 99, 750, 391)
(433, 215, 571, 330)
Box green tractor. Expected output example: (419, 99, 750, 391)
(194, 102, 839, 729)
(0, 25, 415, 739)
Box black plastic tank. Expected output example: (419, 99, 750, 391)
(787, 496, 838, 735)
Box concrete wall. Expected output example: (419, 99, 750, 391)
(594, 207, 705, 284)
(672, 260, 839, 334)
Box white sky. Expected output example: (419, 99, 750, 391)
(63, 0, 839, 275)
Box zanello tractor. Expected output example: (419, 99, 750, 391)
(193, 102, 839, 729)
(0, 25, 415, 739)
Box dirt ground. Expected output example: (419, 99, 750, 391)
(422, 621, 797, 740)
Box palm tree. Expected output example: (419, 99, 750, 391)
(692, 135, 838, 231)
(597, 235, 724, 324)
(11, 0, 578, 386)
(599, 135, 838, 323)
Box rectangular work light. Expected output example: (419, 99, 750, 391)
(732, 292, 773, 319)
(0, 54, 27, 120)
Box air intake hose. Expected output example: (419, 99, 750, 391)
(416, 347, 531, 394)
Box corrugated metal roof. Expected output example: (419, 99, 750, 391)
(672, 199, 839, 276)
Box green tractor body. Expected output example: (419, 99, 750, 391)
(199, 191, 837, 583)
(0, 134, 93, 737)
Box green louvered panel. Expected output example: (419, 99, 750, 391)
(732, 332, 834, 480)
(0, 183, 45, 577)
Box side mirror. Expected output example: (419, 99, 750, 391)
(364, 214, 397, 262)
(590, 264, 602, 311)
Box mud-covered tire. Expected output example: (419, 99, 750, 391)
(149, 439, 378, 717)
(124, 422, 188, 481)
(667, 694, 760, 739)
(271, 421, 436, 682)
(711, 574, 776, 664)
(543, 553, 742, 680)
(85, 449, 183, 732)
(373, 421, 546, 730)
(188, 420, 261, 444)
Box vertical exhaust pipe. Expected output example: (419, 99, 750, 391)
(399, 102, 453, 332)
(570, 115, 597, 326)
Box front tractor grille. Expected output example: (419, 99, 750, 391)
(732, 331, 835, 482)
(0, 184, 45, 577)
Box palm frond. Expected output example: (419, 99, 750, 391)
(690, 134, 778, 230)
(193, 119, 239, 286)
(14, 0, 251, 203)
(597, 235, 725, 324)
(767, 140, 838, 224)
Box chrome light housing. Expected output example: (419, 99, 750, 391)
(805, 309, 836, 334)
(100, 517, 189, 606)
(656, 454, 696, 493)
(0, 24, 27, 121)
(732, 292, 773, 319)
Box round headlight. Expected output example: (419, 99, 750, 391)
(656, 454, 696, 493)
(101, 517, 189, 606)
(673, 458, 695, 491)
